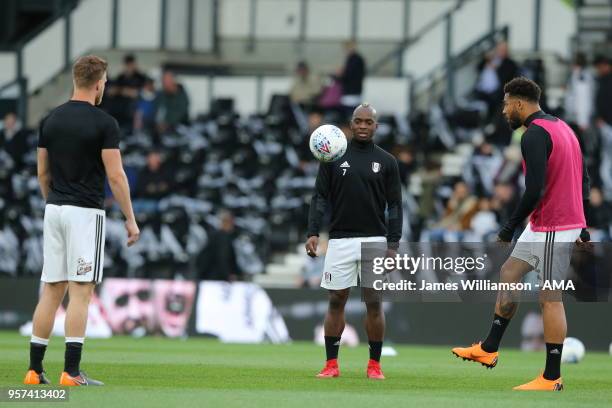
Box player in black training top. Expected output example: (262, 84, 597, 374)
(24, 55, 139, 387)
(306, 103, 402, 379)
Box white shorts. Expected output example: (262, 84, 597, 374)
(41, 204, 105, 284)
(321, 236, 386, 290)
(510, 223, 580, 283)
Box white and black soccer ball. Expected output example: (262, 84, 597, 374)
(309, 124, 347, 162)
(561, 337, 585, 363)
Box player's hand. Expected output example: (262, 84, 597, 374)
(384, 248, 398, 274)
(125, 219, 140, 247)
(305, 236, 319, 258)
(385, 248, 397, 260)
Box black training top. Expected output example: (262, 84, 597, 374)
(307, 139, 403, 248)
(498, 110, 590, 241)
(38, 100, 121, 209)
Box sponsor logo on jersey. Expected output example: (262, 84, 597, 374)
(372, 162, 380, 173)
(340, 161, 350, 168)
(324, 272, 332, 283)
(77, 257, 92, 275)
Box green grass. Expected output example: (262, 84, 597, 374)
(0, 331, 611, 408)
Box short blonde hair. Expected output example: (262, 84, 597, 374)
(72, 55, 107, 88)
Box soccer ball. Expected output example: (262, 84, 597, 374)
(561, 337, 585, 363)
(309, 124, 347, 162)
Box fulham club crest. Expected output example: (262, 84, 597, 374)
(371, 162, 380, 173)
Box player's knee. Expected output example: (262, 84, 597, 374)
(328, 290, 349, 310)
(539, 297, 563, 309)
(499, 262, 514, 280)
(68, 283, 94, 304)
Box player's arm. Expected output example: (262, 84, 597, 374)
(37, 118, 51, 200)
(497, 126, 551, 242)
(385, 157, 403, 250)
(576, 132, 592, 242)
(306, 163, 330, 257)
(37, 148, 50, 200)
(100, 118, 139, 246)
(102, 149, 139, 246)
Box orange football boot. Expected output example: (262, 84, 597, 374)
(316, 359, 340, 378)
(366, 359, 385, 380)
(513, 374, 563, 391)
(23, 370, 50, 385)
(451, 342, 498, 368)
(59, 371, 104, 386)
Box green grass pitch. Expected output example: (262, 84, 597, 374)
(1, 331, 611, 408)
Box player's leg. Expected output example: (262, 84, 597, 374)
(317, 288, 350, 378)
(484, 256, 533, 350)
(317, 238, 356, 378)
(364, 294, 385, 379)
(452, 256, 532, 368)
(541, 295, 565, 380)
(24, 282, 68, 384)
(59, 206, 105, 386)
(512, 293, 565, 391)
(514, 232, 577, 391)
(60, 282, 94, 382)
(25, 204, 67, 385)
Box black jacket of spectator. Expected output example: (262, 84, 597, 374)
(135, 164, 174, 200)
(496, 57, 520, 89)
(596, 72, 612, 125)
(341, 52, 366, 95)
(197, 230, 241, 281)
(0, 128, 29, 168)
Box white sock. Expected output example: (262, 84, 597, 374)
(65, 337, 84, 344)
(30, 335, 49, 346)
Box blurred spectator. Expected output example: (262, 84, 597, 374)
(289, 61, 323, 108)
(491, 181, 519, 228)
(134, 77, 157, 133)
(393, 145, 416, 186)
(467, 141, 503, 196)
(477, 42, 520, 145)
(0, 112, 29, 169)
(116, 54, 147, 90)
(197, 210, 242, 281)
(338, 40, 366, 114)
(134, 151, 174, 200)
(520, 312, 545, 351)
(427, 181, 478, 242)
(107, 54, 147, 128)
(588, 187, 612, 241)
(156, 71, 190, 133)
(474, 51, 501, 118)
(594, 56, 612, 200)
(493, 41, 520, 90)
(564, 52, 594, 133)
(466, 197, 499, 242)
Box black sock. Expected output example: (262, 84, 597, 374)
(29, 343, 47, 374)
(543, 343, 563, 380)
(64, 342, 83, 377)
(481, 314, 510, 352)
(369, 341, 383, 362)
(324, 336, 341, 361)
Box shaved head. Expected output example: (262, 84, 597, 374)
(350, 103, 378, 143)
(352, 103, 378, 121)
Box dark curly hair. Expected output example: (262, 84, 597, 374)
(503, 77, 541, 103)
